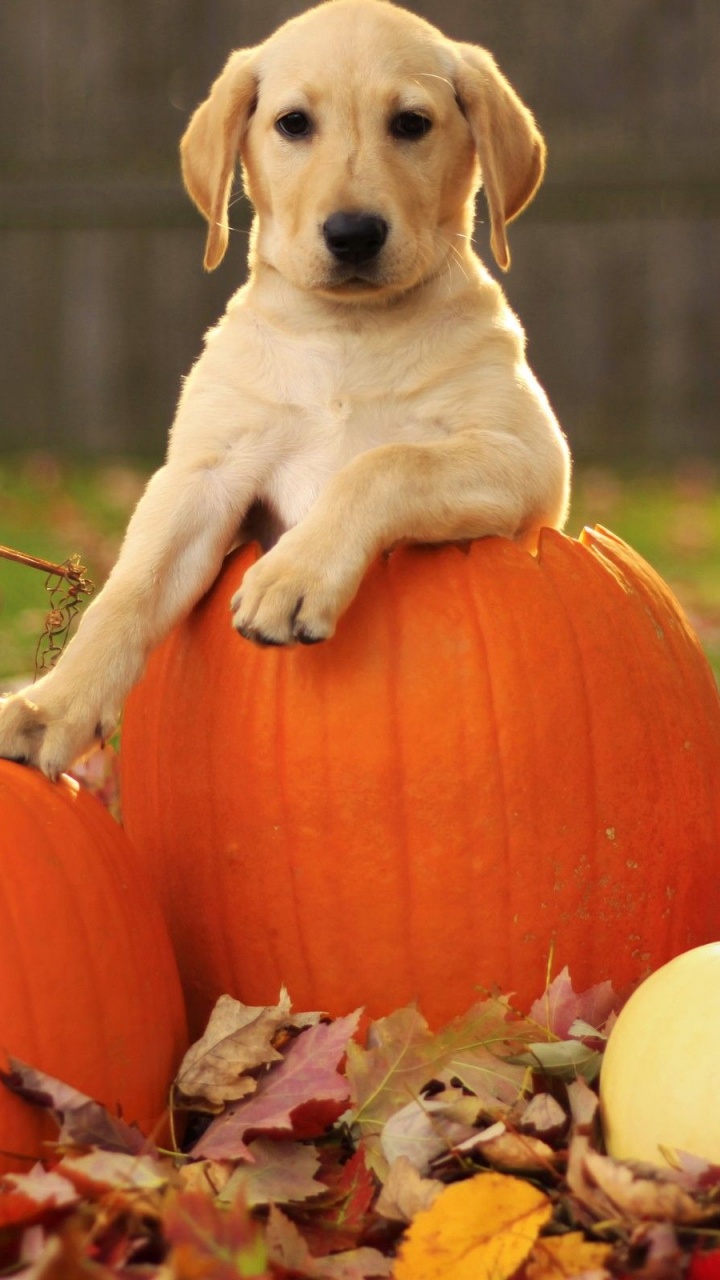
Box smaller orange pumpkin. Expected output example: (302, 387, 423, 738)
(0, 760, 188, 1171)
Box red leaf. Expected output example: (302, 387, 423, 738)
(528, 968, 619, 1038)
(194, 1013, 360, 1161)
(690, 1251, 720, 1280)
(162, 1188, 269, 1279)
(0, 1169, 77, 1229)
(296, 1150, 377, 1256)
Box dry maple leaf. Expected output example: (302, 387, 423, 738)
(174, 988, 313, 1111)
(375, 1156, 444, 1224)
(519, 1092, 568, 1141)
(193, 1012, 361, 1161)
(0, 1058, 147, 1155)
(162, 1186, 268, 1279)
(346, 1000, 532, 1179)
(529, 966, 620, 1039)
(379, 1091, 477, 1171)
(454, 1122, 557, 1173)
(393, 1170, 552, 1280)
(525, 1230, 612, 1279)
(0, 1169, 77, 1230)
(568, 1136, 715, 1226)
(291, 1148, 378, 1257)
(219, 1137, 324, 1208)
(265, 1204, 392, 1278)
(57, 1150, 167, 1197)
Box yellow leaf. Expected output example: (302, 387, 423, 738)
(526, 1232, 612, 1279)
(392, 1171, 552, 1280)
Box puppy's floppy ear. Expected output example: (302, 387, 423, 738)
(453, 44, 545, 271)
(180, 48, 259, 270)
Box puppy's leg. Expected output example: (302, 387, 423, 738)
(0, 457, 260, 777)
(232, 430, 568, 644)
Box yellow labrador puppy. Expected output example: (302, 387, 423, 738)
(0, 0, 570, 778)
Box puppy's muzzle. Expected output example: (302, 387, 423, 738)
(322, 212, 388, 266)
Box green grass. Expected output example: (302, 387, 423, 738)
(1, 455, 719, 684)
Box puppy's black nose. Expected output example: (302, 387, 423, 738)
(322, 212, 388, 265)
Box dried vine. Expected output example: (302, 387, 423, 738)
(0, 545, 94, 677)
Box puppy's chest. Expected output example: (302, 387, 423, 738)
(254, 329, 456, 448)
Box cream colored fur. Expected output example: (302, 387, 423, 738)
(0, 0, 570, 778)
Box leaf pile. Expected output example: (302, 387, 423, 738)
(2, 970, 720, 1278)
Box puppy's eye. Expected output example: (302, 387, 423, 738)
(390, 111, 432, 140)
(276, 111, 313, 139)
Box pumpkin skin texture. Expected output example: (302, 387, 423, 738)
(0, 761, 188, 1170)
(121, 527, 720, 1035)
(600, 943, 720, 1165)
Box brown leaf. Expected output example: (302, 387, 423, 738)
(58, 1149, 167, 1196)
(0, 1057, 147, 1154)
(220, 1138, 323, 1207)
(346, 1000, 532, 1178)
(393, 1170, 552, 1280)
(174, 1158, 234, 1198)
(375, 1156, 444, 1223)
(526, 1231, 612, 1279)
(265, 1205, 392, 1278)
(380, 1091, 477, 1171)
(162, 1187, 268, 1279)
(0, 1169, 77, 1228)
(174, 990, 293, 1110)
(566, 1077, 600, 1130)
(18, 1221, 112, 1279)
(193, 1012, 360, 1161)
(456, 1123, 557, 1172)
(519, 1092, 568, 1140)
(568, 1135, 713, 1225)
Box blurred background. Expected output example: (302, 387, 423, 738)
(1, 0, 719, 681)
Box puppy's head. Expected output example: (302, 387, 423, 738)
(181, 0, 545, 295)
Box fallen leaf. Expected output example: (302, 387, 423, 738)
(393, 1170, 552, 1280)
(193, 1012, 360, 1160)
(220, 1138, 323, 1207)
(512, 1039, 602, 1083)
(0, 1058, 147, 1154)
(293, 1148, 377, 1256)
(175, 1158, 234, 1197)
(529, 967, 620, 1039)
(0, 1168, 77, 1229)
(265, 1205, 392, 1278)
(375, 1156, 444, 1223)
(58, 1149, 167, 1196)
(380, 1091, 477, 1171)
(456, 1123, 557, 1172)
(174, 990, 293, 1110)
(346, 1000, 531, 1177)
(442, 1046, 528, 1112)
(566, 1077, 599, 1130)
(568, 1136, 712, 1225)
(162, 1187, 268, 1279)
(15, 1223, 109, 1279)
(526, 1231, 612, 1278)
(689, 1248, 720, 1280)
(519, 1093, 568, 1140)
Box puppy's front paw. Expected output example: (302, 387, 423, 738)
(0, 687, 117, 780)
(231, 553, 341, 647)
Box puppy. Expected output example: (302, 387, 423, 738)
(0, 0, 570, 778)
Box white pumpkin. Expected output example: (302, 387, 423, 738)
(600, 942, 720, 1165)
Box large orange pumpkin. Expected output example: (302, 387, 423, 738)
(121, 528, 720, 1034)
(0, 761, 187, 1170)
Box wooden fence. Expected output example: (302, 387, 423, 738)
(1, 0, 718, 461)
